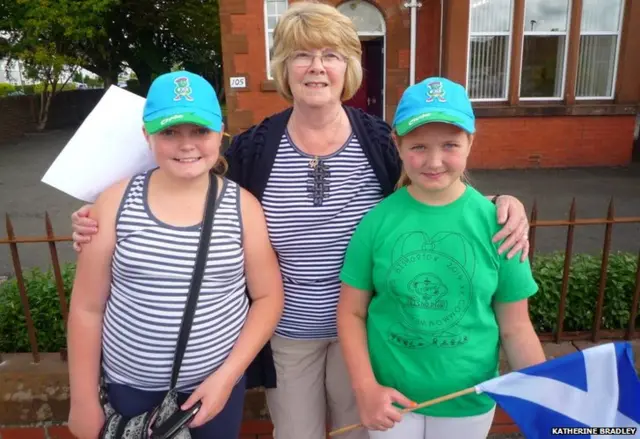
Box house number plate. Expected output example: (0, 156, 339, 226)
(229, 76, 247, 88)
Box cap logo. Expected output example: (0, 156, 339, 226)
(426, 81, 446, 103)
(160, 114, 184, 126)
(173, 76, 194, 102)
(408, 113, 431, 126)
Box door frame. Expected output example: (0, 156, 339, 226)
(634, 114, 640, 162)
(359, 34, 386, 120)
(337, 1, 387, 120)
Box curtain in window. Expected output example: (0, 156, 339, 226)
(575, 0, 623, 98)
(468, 0, 513, 100)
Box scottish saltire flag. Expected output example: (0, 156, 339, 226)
(476, 342, 640, 438)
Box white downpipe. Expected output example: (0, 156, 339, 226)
(405, 1, 421, 85)
(439, 0, 444, 76)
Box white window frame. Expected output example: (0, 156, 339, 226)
(466, 0, 515, 102)
(264, 0, 288, 80)
(575, 1, 625, 100)
(519, 0, 572, 101)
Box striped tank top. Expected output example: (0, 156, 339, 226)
(101, 171, 249, 391)
(262, 131, 383, 339)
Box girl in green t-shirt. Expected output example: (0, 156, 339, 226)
(337, 77, 547, 439)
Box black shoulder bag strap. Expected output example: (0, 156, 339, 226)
(169, 172, 218, 389)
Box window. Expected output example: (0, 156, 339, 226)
(264, 0, 288, 79)
(520, 0, 570, 99)
(467, 0, 514, 100)
(337, 1, 385, 35)
(466, 0, 625, 103)
(576, 0, 624, 99)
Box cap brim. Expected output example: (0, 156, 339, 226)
(144, 110, 222, 134)
(395, 110, 474, 136)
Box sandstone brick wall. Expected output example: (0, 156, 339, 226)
(2, 340, 637, 435)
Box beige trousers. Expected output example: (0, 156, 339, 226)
(266, 334, 368, 439)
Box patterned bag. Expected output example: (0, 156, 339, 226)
(97, 173, 218, 439)
(99, 388, 190, 439)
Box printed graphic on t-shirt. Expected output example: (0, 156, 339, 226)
(385, 231, 476, 350)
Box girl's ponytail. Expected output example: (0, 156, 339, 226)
(395, 167, 411, 189)
(213, 154, 229, 176)
(392, 132, 411, 189)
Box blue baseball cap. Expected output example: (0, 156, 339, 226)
(142, 70, 222, 134)
(392, 77, 475, 136)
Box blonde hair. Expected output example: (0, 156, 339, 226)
(213, 155, 228, 176)
(213, 130, 229, 176)
(392, 133, 411, 189)
(395, 168, 412, 190)
(270, 1, 363, 101)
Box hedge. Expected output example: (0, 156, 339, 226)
(0, 263, 75, 353)
(0, 83, 16, 96)
(0, 252, 638, 353)
(0, 82, 79, 97)
(529, 251, 639, 333)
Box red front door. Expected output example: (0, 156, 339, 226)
(344, 38, 383, 118)
(344, 41, 368, 111)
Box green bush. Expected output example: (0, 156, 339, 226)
(0, 83, 16, 96)
(529, 251, 639, 333)
(0, 264, 75, 353)
(14, 84, 35, 95)
(0, 83, 77, 97)
(0, 253, 638, 353)
(32, 82, 77, 93)
(85, 77, 104, 88)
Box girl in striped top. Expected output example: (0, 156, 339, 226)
(66, 71, 284, 439)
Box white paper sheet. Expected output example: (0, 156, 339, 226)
(41, 85, 158, 203)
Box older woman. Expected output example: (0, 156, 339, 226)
(70, 2, 531, 438)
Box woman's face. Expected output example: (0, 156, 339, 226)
(287, 48, 347, 109)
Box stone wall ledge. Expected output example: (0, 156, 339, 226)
(1, 340, 638, 430)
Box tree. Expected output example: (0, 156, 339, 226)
(22, 47, 80, 130)
(2, 0, 225, 113)
(73, 0, 223, 97)
(1, 0, 118, 130)
(168, 0, 224, 98)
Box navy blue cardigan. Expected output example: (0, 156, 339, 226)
(223, 105, 402, 389)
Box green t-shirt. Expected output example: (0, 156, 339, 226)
(339, 185, 538, 417)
